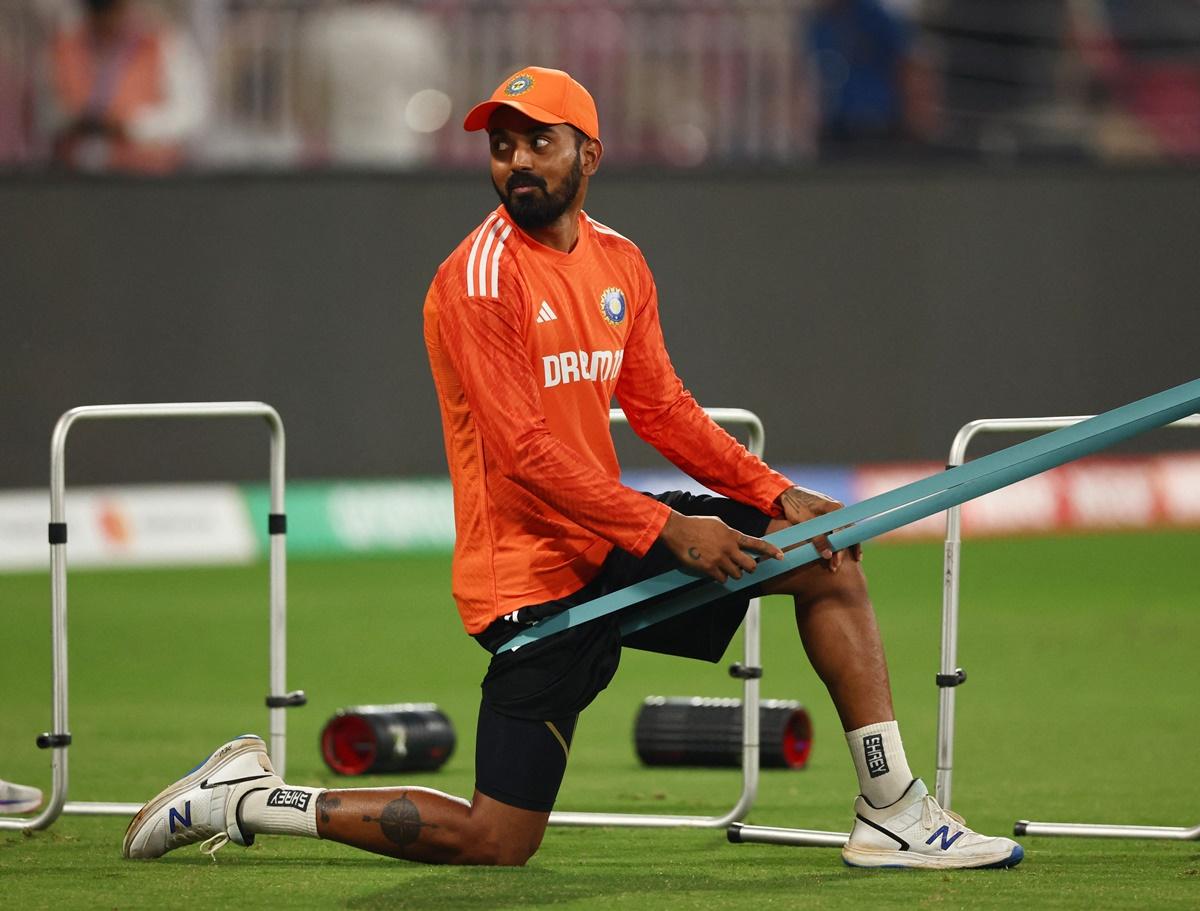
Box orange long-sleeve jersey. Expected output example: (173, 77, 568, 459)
(424, 206, 792, 634)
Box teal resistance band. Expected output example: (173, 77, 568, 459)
(500, 377, 1200, 653)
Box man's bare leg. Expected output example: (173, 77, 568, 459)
(761, 517, 893, 730)
(121, 733, 551, 865)
(654, 507, 1023, 867)
(310, 788, 547, 865)
(756, 517, 917, 808)
(232, 700, 570, 865)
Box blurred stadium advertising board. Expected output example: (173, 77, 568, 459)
(0, 484, 257, 570)
(856, 453, 1200, 540)
(0, 455, 1197, 571)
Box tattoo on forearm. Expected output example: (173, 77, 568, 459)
(688, 547, 701, 561)
(361, 792, 437, 850)
(316, 793, 340, 824)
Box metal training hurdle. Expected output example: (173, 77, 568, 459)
(0, 402, 306, 833)
(936, 413, 1200, 842)
(548, 407, 768, 830)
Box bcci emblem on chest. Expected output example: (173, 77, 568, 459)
(600, 287, 627, 325)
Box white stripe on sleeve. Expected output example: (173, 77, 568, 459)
(465, 213, 498, 297)
(489, 225, 513, 297)
(476, 220, 503, 296)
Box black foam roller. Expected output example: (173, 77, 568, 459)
(634, 696, 812, 769)
(321, 703, 456, 775)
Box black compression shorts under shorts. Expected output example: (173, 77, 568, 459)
(470, 490, 773, 812)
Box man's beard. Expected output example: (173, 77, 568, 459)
(494, 153, 583, 231)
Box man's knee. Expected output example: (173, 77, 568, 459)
(465, 830, 542, 866)
(834, 559, 869, 597)
(481, 841, 540, 866)
(765, 555, 869, 603)
(461, 791, 548, 866)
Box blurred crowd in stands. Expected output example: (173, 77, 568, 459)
(0, 0, 1197, 173)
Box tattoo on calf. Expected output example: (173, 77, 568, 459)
(361, 793, 437, 849)
(316, 793, 340, 825)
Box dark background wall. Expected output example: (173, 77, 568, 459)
(2, 168, 1197, 488)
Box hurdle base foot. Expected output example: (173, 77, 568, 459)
(727, 822, 847, 848)
(1014, 819, 1200, 840)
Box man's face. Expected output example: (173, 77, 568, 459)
(488, 109, 585, 232)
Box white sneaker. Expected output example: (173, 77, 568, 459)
(842, 779, 1024, 869)
(122, 735, 282, 860)
(0, 779, 44, 815)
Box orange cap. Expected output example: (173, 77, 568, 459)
(463, 66, 600, 140)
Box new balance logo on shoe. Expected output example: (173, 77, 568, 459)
(266, 788, 311, 812)
(841, 778, 1023, 869)
(122, 735, 283, 861)
(926, 824, 964, 851)
(536, 300, 558, 323)
(168, 801, 192, 833)
(863, 733, 890, 778)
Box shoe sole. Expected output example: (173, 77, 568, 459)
(842, 843, 1024, 870)
(0, 798, 43, 815)
(122, 735, 274, 859)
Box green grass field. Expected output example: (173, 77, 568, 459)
(2, 532, 1198, 909)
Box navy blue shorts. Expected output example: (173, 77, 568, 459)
(471, 491, 772, 812)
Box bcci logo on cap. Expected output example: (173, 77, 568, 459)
(504, 73, 535, 97)
(600, 287, 627, 325)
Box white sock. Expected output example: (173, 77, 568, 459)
(238, 784, 324, 839)
(845, 720, 913, 808)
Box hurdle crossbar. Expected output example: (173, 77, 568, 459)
(0, 402, 306, 833)
(549, 407, 765, 829)
(937, 413, 1200, 840)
